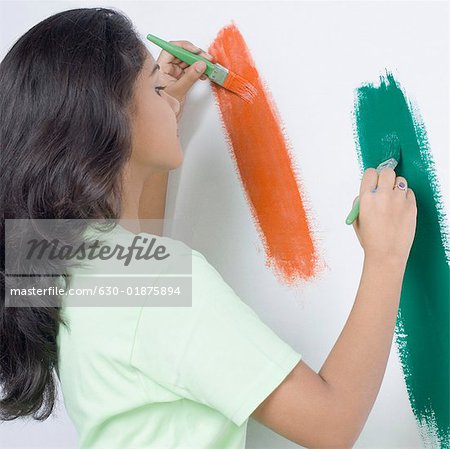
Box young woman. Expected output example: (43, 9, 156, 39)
(0, 7, 417, 449)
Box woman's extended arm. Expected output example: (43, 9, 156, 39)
(251, 253, 406, 448)
(251, 167, 417, 448)
(317, 253, 406, 446)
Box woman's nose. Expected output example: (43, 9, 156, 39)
(161, 91, 180, 116)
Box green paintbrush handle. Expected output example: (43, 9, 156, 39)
(146, 34, 216, 77)
(345, 197, 360, 225)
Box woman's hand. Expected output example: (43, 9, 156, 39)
(352, 167, 417, 265)
(156, 40, 215, 121)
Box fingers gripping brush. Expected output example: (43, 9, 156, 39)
(146, 34, 258, 103)
(345, 134, 402, 225)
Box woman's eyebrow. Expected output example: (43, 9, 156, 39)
(150, 64, 160, 76)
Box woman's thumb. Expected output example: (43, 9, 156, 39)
(174, 61, 207, 95)
(193, 60, 207, 74)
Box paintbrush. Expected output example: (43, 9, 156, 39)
(345, 134, 401, 225)
(146, 34, 258, 103)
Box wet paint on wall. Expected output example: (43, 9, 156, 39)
(208, 23, 322, 285)
(354, 72, 449, 448)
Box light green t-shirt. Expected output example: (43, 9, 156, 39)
(56, 224, 302, 449)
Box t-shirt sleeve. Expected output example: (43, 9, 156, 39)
(130, 249, 302, 427)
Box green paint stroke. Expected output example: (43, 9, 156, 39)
(353, 72, 449, 448)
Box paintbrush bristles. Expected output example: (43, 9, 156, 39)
(223, 70, 258, 103)
(380, 132, 401, 164)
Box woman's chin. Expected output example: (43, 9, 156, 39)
(170, 149, 184, 170)
(160, 146, 184, 171)
(139, 143, 184, 172)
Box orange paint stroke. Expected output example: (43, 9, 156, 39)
(209, 23, 320, 285)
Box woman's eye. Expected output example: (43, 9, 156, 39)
(155, 85, 167, 96)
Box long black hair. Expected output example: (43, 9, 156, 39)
(0, 7, 147, 420)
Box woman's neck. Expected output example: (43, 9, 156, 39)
(118, 162, 168, 236)
(119, 163, 144, 234)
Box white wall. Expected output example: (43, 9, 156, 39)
(1, 1, 448, 448)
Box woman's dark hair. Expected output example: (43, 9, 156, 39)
(0, 7, 147, 420)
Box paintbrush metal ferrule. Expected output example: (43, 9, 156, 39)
(376, 157, 398, 172)
(209, 63, 229, 86)
(209, 63, 257, 103)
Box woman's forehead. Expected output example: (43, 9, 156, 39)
(144, 51, 156, 71)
